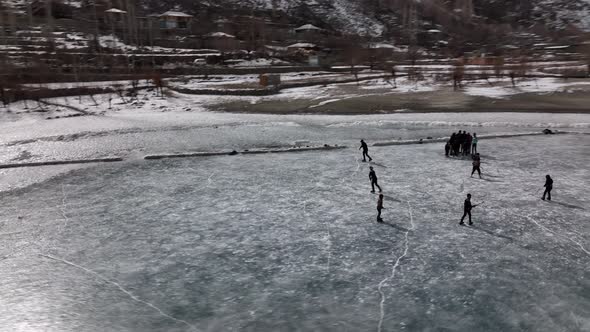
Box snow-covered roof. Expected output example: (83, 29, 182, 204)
(366, 42, 396, 49)
(105, 8, 127, 14)
(287, 43, 317, 49)
(159, 11, 193, 18)
(544, 45, 571, 50)
(295, 24, 322, 31)
(265, 45, 288, 51)
(206, 32, 236, 38)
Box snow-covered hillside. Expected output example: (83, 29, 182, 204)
(178, 0, 590, 34)
(535, 0, 590, 31)
(4, 0, 590, 36)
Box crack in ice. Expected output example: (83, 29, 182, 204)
(525, 215, 589, 257)
(377, 200, 416, 332)
(206, 172, 215, 188)
(39, 253, 199, 331)
(60, 184, 69, 230)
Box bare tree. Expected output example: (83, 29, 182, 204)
(581, 44, 590, 77)
(152, 72, 165, 97)
(44, 0, 55, 51)
(516, 56, 530, 80)
(493, 56, 505, 78)
(452, 60, 465, 91)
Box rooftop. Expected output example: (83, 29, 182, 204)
(159, 11, 193, 18)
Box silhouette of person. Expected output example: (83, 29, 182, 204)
(542, 175, 553, 201)
(369, 166, 382, 193)
(377, 194, 384, 222)
(360, 139, 372, 162)
(471, 153, 482, 178)
(460, 193, 478, 225)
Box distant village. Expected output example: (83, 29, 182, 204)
(0, 0, 417, 71)
(0, 0, 587, 85)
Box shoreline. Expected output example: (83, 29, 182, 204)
(210, 87, 590, 115)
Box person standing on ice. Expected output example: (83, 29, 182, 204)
(369, 166, 382, 193)
(459, 193, 478, 225)
(464, 133, 473, 156)
(449, 133, 457, 156)
(471, 153, 482, 178)
(472, 133, 478, 154)
(377, 194, 384, 222)
(458, 131, 465, 155)
(454, 131, 463, 156)
(542, 175, 553, 201)
(445, 141, 451, 157)
(359, 139, 372, 162)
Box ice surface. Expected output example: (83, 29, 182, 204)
(0, 134, 588, 331)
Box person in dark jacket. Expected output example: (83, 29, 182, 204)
(359, 139, 372, 162)
(449, 133, 457, 156)
(455, 131, 464, 156)
(460, 193, 478, 225)
(369, 166, 382, 193)
(458, 131, 465, 154)
(542, 175, 553, 201)
(377, 194, 384, 222)
(471, 156, 482, 178)
(445, 141, 451, 157)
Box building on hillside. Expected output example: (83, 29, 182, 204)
(264, 45, 288, 56)
(204, 32, 240, 52)
(364, 42, 400, 59)
(158, 11, 193, 30)
(294, 24, 322, 34)
(287, 43, 319, 56)
(214, 18, 235, 34)
(294, 24, 323, 41)
(104, 8, 127, 24)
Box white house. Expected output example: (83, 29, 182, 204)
(158, 11, 193, 29)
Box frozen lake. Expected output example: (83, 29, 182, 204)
(0, 133, 588, 331)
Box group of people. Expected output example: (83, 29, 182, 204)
(360, 137, 555, 226)
(445, 131, 478, 157)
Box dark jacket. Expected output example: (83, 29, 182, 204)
(545, 177, 553, 188)
(369, 170, 377, 182)
(464, 199, 472, 212)
(360, 142, 368, 151)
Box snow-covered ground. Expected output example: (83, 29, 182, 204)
(464, 77, 590, 99)
(0, 133, 588, 331)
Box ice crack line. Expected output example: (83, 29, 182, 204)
(342, 156, 362, 195)
(525, 215, 589, 257)
(206, 172, 215, 188)
(60, 184, 69, 230)
(377, 200, 416, 332)
(39, 254, 199, 331)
